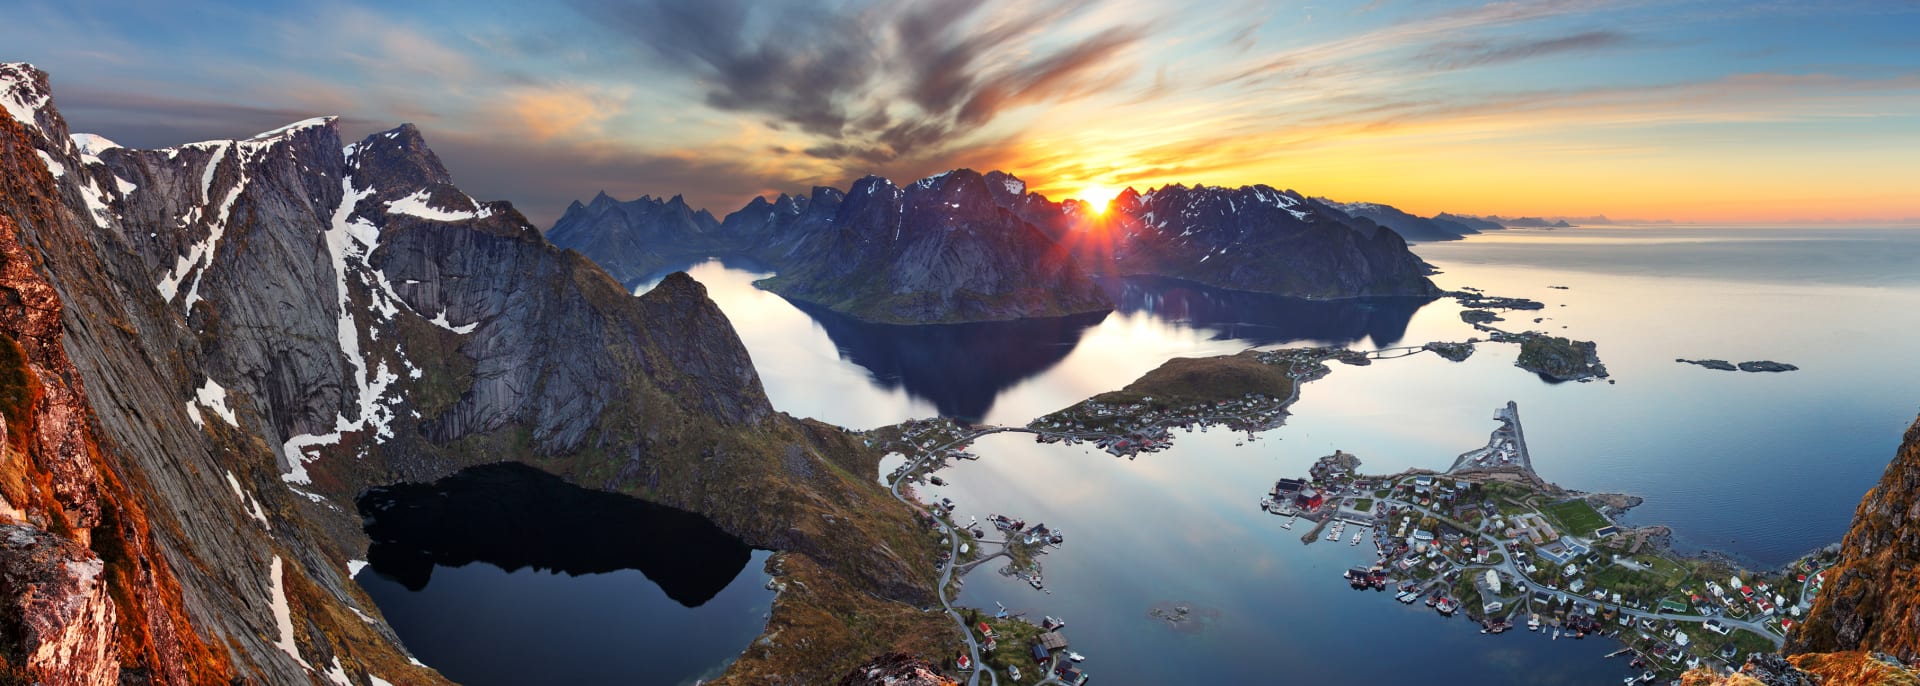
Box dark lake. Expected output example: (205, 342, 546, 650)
(354, 463, 774, 686)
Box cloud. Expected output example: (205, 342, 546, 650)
(1417, 30, 1635, 70)
(568, 0, 1146, 168)
(499, 85, 619, 140)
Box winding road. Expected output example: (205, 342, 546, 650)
(885, 431, 998, 686)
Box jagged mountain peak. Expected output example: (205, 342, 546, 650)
(0, 63, 54, 136)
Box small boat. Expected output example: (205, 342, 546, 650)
(1351, 532, 1362, 545)
(1552, 628, 1561, 640)
(1528, 615, 1540, 631)
(1030, 577, 1044, 590)
(1068, 652, 1086, 662)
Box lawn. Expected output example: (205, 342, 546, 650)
(1542, 499, 1610, 537)
(1353, 498, 1374, 513)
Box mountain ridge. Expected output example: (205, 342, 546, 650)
(0, 62, 952, 685)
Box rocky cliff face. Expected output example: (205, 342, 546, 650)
(0, 62, 947, 685)
(1683, 413, 1920, 685)
(1791, 415, 1920, 659)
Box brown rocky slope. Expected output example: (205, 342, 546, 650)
(0, 62, 951, 684)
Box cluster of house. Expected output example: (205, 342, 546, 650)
(1252, 346, 1371, 381)
(1032, 391, 1291, 457)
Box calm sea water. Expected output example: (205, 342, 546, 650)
(367, 225, 1918, 685)
(655, 226, 1920, 568)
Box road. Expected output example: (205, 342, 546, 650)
(1387, 499, 1784, 647)
(886, 431, 997, 686)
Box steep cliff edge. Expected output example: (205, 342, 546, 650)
(0, 62, 948, 684)
(1683, 414, 1920, 685)
(1792, 415, 1920, 659)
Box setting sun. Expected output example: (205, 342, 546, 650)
(1077, 186, 1120, 214)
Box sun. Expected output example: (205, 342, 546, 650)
(1077, 186, 1120, 214)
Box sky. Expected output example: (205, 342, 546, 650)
(4, 0, 1919, 226)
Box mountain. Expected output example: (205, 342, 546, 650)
(553, 169, 1114, 324)
(1059, 184, 1441, 298)
(553, 171, 1442, 323)
(1489, 215, 1574, 228)
(1435, 212, 1507, 232)
(1322, 200, 1477, 242)
(0, 63, 947, 685)
(545, 192, 720, 285)
(750, 170, 1112, 324)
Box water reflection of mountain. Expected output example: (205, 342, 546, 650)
(358, 463, 753, 607)
(785, 277, 1436, 422)
(1102, 276, 1435, 347)
(786, 298, 1109, 422)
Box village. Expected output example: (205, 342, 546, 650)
(857, 335, 1794, 685)
(1261, 402, 1840, 683)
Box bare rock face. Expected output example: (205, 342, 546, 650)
(1791, 415, 1920, 661)
(0, 525, 116, 686)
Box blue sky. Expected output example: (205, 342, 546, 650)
(6, 0, 1918, 224)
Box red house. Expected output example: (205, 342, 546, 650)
(1294, 487, 1324, 511)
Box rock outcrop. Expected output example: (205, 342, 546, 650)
(1791, 415, 1920, 660)
(0, 62, 948, 685)
(0, 525, 116, 686)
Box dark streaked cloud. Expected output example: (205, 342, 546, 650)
(1417, 30, 1634, 70)
(571, 0, 1144, 165)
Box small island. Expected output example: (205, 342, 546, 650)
(1677, 359, 1798, 373)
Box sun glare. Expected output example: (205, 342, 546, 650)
(1078, 186, 1119, 214)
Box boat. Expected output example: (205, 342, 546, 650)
(1396, 591, 1416, 603)
(1281, 517, 1294, 530)
(1425, 594, 1438, 607)
(1068, 652, 1086, 662)
(1030, 577, 1044, 590)
(1043, 616, 1066, 631)
(1552, 628, 1560, 640)
(1351, 532, 1362, 545)
(1435, 598, 1457, 616)
(1528, 615, 1540, 631)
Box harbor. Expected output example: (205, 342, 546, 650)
(1258, 402, 1832, 682)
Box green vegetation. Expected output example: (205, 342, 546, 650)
(1091, 351, 1294, 410)
(0, 333, 33, 436)
(1542, 498, 1610, 537)
(1353, 498, 1374, 513)
(1726, 628, 1776, 659)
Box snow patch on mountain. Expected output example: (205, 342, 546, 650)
(267, 556, 311, 670)
(386, 189, 475, 221)
(70, 133, 119, 155)
(194, 378, 238, 426)
(250, 116, 334, 141)
(0, 63, 50, 133)
(223, 470, 270, 530)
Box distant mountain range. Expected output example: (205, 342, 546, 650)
(550, 170, 1446, 324)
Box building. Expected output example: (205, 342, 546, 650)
(1039, 631, 1070, 654)
(1294, 487, 1323, 511)
(1274, 478, 1306, 495)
